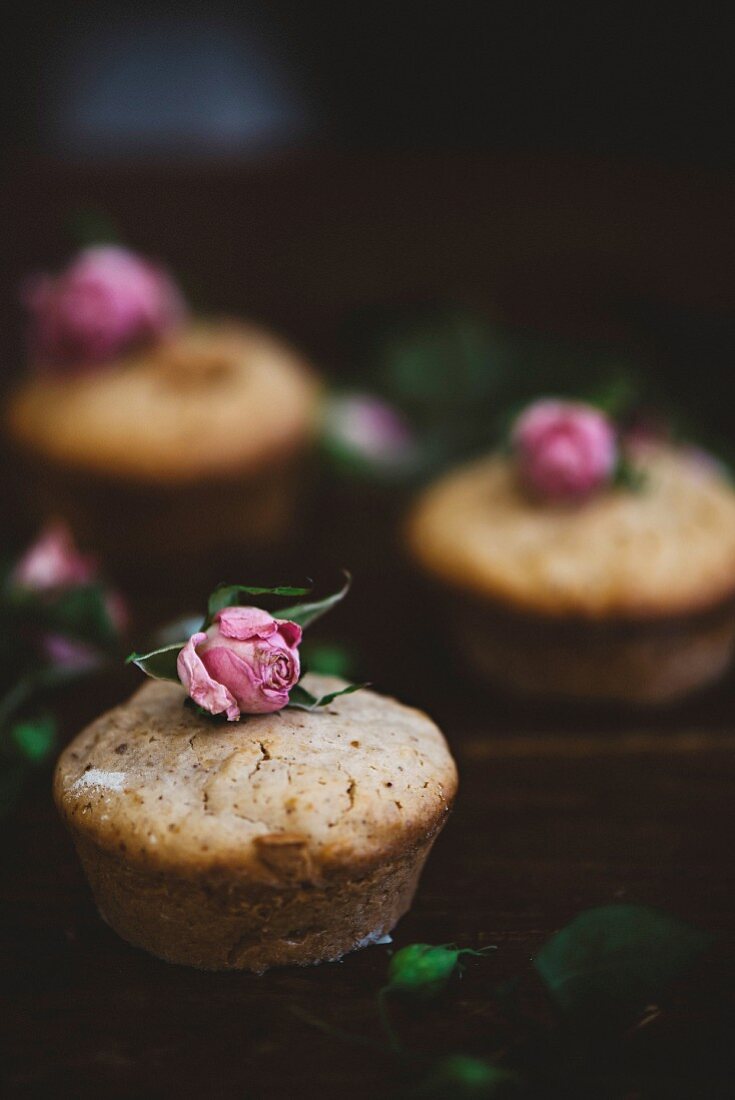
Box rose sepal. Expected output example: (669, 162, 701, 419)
(278, 572, 351, 629)
(287, 680, 369, 712)
(126, 642, 183, 682)
(204, 584, 311, 628)
(128, 573, 363, 719)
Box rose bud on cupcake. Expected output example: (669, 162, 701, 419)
(23, 245, 186, 369)
(177, 607, 302, 721)
(512, 399, 617, 501)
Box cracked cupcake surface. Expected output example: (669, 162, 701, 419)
(53, 675, 457, 971)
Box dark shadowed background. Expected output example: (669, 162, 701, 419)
(4, 2, 735, 389)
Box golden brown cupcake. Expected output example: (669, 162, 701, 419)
(407, 439, 735, 705)
(54, 675, 457, 971)
(5, 320, 320, 578)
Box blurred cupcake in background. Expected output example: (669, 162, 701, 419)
(406, 397, 735, 706)
(6, 245, 320, 596)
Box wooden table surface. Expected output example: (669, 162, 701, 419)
(3, 628, 735, 1098)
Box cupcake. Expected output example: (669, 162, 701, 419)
(406, 400, 735, 705)
(54, 577, 457, 970)
(54, 676, 457, 971)
(6, 247, 319, 581)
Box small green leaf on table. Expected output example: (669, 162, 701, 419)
(385, 943, 496, 1000)
(533, 904, 712, 1020)
(11, 714, 56, 762)
(416, 1054, 520, 1098)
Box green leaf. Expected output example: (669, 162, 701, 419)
(614, 455, 648, 492)
(384, 943, 496, 1000)
(377, 309, 504, 410)
(387, 944, 463, 999)
(585, 369, 643, 419)
(533, 904, 712, 1020)
(54, 586, 116, 643)
(126, 642, 183, 682)
(287, 681, 368, 712)
(279, 573, 351, 630)
(17, 584, 119, 648)
(300, 641, 356, 680)
(11, 714, 56, 763)
(416, 1055, 520, 1098)
(206, 583, 311, 624)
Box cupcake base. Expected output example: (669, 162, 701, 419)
(72, 833, 435, 972)
(451, 598, 735, 705)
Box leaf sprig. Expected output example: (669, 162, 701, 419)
(293, 905, 712, 1097)
(128, 573, 364, 716)
(0, 555, 124, 819)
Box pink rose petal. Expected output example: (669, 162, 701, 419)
(513, 399, 617, 501)
(177, 632, 240, 721)
(177, 607, 302, 719)
(216, 606, 278, 640)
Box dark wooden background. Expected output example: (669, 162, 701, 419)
(3, 152, 735, 1097)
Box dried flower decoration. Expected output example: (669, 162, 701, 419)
(128, 574, 365, 721)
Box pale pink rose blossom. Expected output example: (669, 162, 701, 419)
(41, 634, 102, 672)
(512, 399, 618, 501)
(23, 245, 186, 369)
(13, 522, 97, 591)
(177, 606, 302, 721)
(325, 393, 415, 464)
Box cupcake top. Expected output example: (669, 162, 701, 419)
(407, 445, 735, 620)
(54, 676, 457, 879)
(6, 321, 319, 484)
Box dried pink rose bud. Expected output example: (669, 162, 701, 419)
(40, 634, 102, 673)
(23, 245, 186, 369)
(324, 393, 416, 465)
(177, 606, 302, 721)
(512, 399, 617, 501)
(13, 522, 97, 591)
